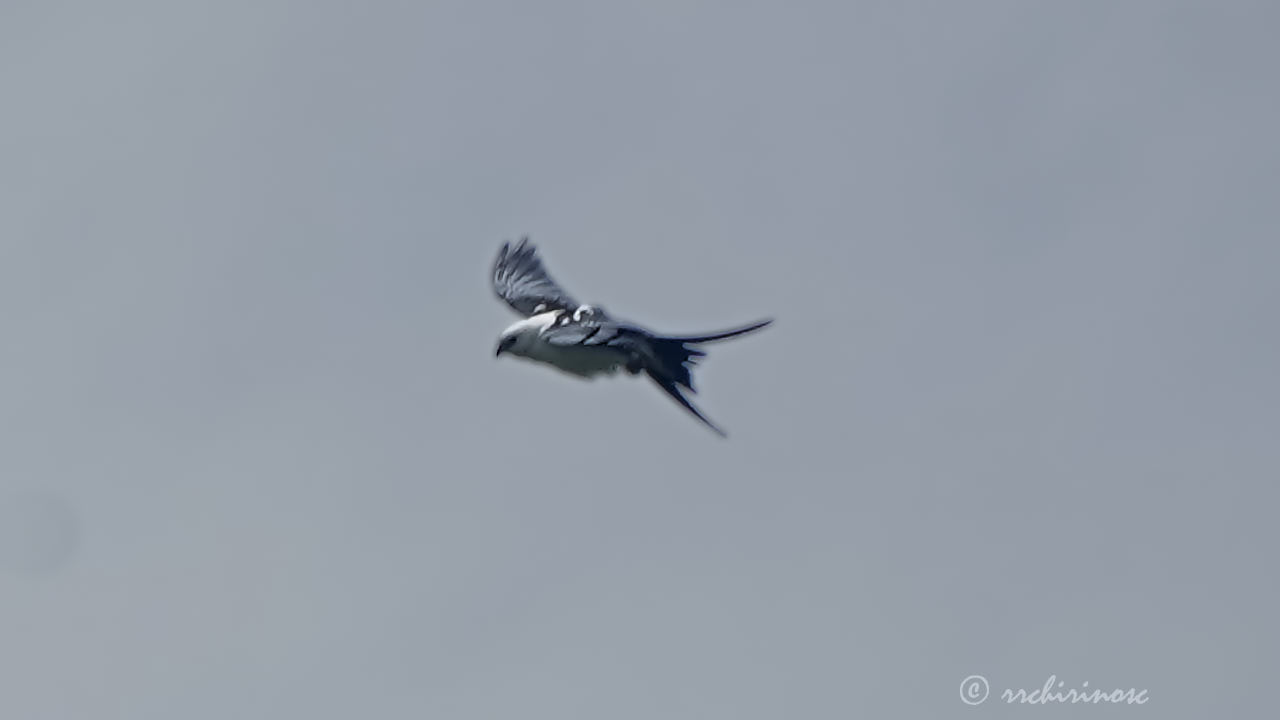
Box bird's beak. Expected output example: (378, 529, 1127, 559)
(495, 336, 514, 357)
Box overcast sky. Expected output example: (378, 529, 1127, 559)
(2, 1, 1277, 718)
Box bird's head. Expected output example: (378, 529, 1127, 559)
(495, 332, 519, 357)
(495, 313, 558, 358)
(494, 321, 537, 358)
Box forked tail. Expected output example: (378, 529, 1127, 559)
(644, 318, 773, 437)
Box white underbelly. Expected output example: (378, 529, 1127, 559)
(526, 342, 623, 378)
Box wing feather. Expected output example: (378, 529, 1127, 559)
(540, 317, 637, 349)
(492, 237, 581, 317)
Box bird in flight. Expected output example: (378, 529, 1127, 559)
(491, 237, 771, 436)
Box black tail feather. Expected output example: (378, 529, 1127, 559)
(648, 319, 772, 392)
(642, 318, 772, 436)
(668, 318, 773, 345)
(646, 370, 727, 438)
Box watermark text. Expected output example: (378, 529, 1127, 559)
(961, 675, 1149, 706)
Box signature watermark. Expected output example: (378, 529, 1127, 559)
(960, 675, 1149, 706)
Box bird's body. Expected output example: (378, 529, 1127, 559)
(491, 238, 771, 436)
(499, 311, 627, 378)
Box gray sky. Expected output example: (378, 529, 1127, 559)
(3, 1, 1277, 717)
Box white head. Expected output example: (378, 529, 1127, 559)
(494, 312, 558, 358)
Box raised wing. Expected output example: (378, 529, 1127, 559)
(492, 237, 582, 317)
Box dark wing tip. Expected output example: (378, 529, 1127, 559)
(493, 239, 513, 272)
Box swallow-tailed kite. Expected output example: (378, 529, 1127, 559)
(492, 237, 771, 436)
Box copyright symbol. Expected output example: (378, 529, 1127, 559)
(960, 675, 989, 705)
